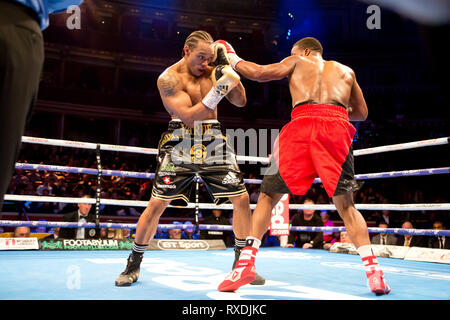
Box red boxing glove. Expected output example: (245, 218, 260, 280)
(214, 40, 243, 70)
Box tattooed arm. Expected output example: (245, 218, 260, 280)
(157, 70, 215, 128)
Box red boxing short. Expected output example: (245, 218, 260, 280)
(261, 101, 360, 197)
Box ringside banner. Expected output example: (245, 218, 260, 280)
(270, 194, 290, 236)
(37, 239, 226, 251)
(0, 238, 39, 250)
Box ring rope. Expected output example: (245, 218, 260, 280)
(194, 173, 200, 232)
(353, 137, 449, 156)
(94, 144, 102, 227)
(13, 162, 450, 184)
(4, 194, 450, 211)
(1, 220, 449, 237)
(21, 136, 449, 163)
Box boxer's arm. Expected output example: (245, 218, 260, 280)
(348, 75, 368, 121)
(225, 81, 246, 107)
(157, 71, 214, 128)
(235, 56, 298, 82)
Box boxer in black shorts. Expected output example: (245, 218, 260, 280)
(152, 119, 247, 206)
(115, 30, 265, 287)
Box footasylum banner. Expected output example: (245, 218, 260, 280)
(39, 238, 226, 250)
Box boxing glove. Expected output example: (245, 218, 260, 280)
(212, 42, 230, 66)
(202, 65, 240, 110)
(214, 40, 243, 70)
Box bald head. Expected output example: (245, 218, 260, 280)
(14, 226, 30, 238)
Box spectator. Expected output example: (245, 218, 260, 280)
(182, 221, 199, 240)
(153, 227, 168, 239)
(113, 228, 130, 240)
(249, 186, 260, 203)
(428, 221, 449, 249)
(36, 180, 53, 196)
(101, 220, 117, 239)
(371, 222, 397, 245)
(379, 208, 391, 225)
(395, 221, 426, 247)
(26, 170, 41, 186)
(48, 227, 60, 239)
(338, 231, 353, 244)
(58, 195, 100, 239)
(261, 234, 280, 247)
(320, 210, 338, 248)
(168, 221, 182, 240)
(14, 226, 30, 238)
(285, 198, 323, 249)
(375, 199, 400, 228)
(35, 188, 55, 213)
(34, 219, 47, 233)
(200, 209, 233, 247)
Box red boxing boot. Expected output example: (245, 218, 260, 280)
(218, 246, 257, 292)
(362, 256, 391, 295)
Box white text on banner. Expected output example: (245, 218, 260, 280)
(270, 194, 290, 236)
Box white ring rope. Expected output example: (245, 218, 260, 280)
(354, 137, 449, 156)
(13, 162, 449, 183)
(4, 194, 450, 211)
(21, 136, 449, 163)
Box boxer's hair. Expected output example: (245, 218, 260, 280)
(182, 30, 214, 57)
(294, 37, 323, 55)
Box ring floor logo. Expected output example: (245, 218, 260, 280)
(86, 251, 369, 300)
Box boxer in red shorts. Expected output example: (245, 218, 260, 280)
(216, 37, 390, 295)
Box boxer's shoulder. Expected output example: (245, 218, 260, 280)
(326, 60, 355, 76)
(157, 68, 182, 97)
(282, 55, 303, 65)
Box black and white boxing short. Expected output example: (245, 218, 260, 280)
(151, 119, 247, 206)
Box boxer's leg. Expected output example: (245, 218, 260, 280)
(229, 192, 251, 240)
(115, 197, 170, 286)
(218, 192, 285, 292)
(229, 192, 266, 285)
(333, 192, 390, 295)
(134, 197, 171, 244)
(249, 192, 284, 240)
(332, 192, 370, 247)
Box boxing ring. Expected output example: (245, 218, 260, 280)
(0, 135, 449, 300)
(1, 248, 449, 300)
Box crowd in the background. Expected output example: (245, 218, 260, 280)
(1, 115, 448, 251)
(3, 138, 448, 227)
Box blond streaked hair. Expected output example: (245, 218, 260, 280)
(182, 30, 214, 57)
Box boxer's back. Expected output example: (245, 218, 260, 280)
(289, 56, 354, 108)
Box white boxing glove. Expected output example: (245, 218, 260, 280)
(202, 65, 240, 110)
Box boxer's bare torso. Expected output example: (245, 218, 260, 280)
(235, 47, 368, 121)
(288, 57, 354, 108)
(158, 60, 217, 121)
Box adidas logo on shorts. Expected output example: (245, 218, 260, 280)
(222, 171, 241, 185)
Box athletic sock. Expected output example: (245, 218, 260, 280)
(235, 237, 246, 250)
(132, 242, 148, 256)
(357, 244, 380, 273)
(244, 236, 261, 250)
(236, 237, 261, 263)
